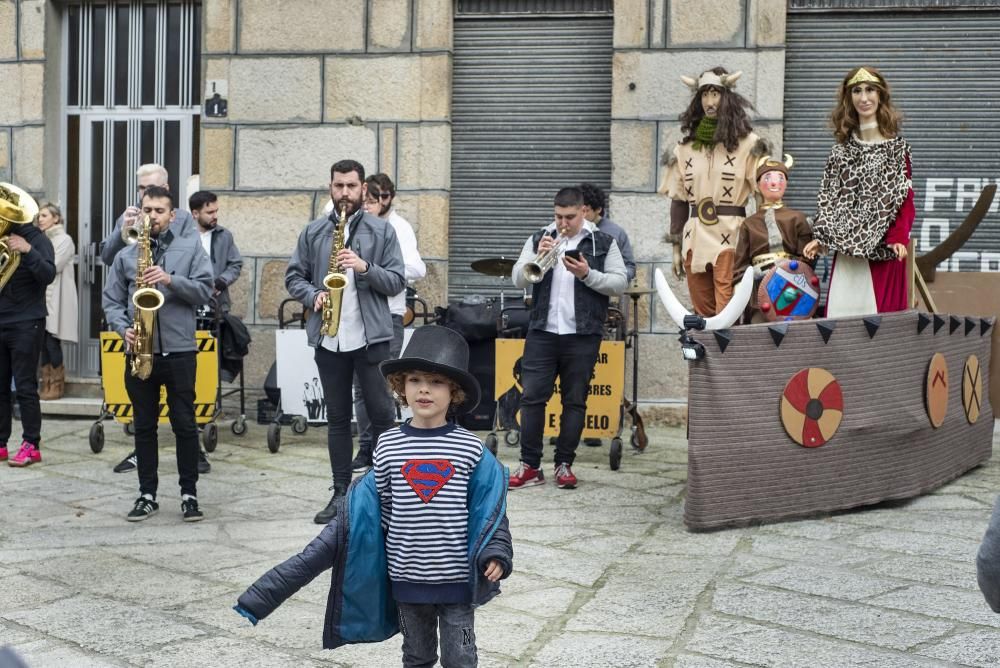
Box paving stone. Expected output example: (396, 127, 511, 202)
(0, 572, 75, 610)
(529, 632, 671, 667)
(492, 583, 579, 620)
(674, 654, 750, 668)
(0, 519, 220, 550)
(311, 634, 403, 666)
(7, 639, 121, 668)
(726, 554, 786, 578)
(917, 630, 1000, 667)
(867, 584, 1000, 628)
(743, 563, 902, 600)
(103, 541, 278, 574)
(0, 622, 38, 647)
(847, 529, 983, 563)
(749, 533, 894, 567)
(835, 508, 991, 539)
(513, 542, 617, 587)
(180, 594, 325, 651)
(473, 606, 545, 659)
(636, 521, 742, 557)
(712, 582, 953, 650)
(856, 554, 980, 592)
(686, 615, 946, 667)
(136, 635, 325, 668)
(759, 517, 863, 541)
(3, 595, 204, 656)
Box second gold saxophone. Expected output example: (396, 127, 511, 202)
(320, 203, 349, 337)
(130, 214, 165, 379)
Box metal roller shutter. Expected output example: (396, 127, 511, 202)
(450, 8, 613, 301)
(784, 7, 1000, 272)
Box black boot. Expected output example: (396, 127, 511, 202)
(313, 486, 346, 524)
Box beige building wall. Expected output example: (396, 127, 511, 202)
(611, 0, 787, 422)
(198, 0, 453, 388)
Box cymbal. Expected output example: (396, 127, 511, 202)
(471, 257, 515, 277)
(623, 283, 656, 296)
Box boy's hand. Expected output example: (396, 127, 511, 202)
(484, 559, 503, 582)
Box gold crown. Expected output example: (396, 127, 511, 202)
(847, 67, 879, 87)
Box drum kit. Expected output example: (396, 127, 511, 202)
(470, 256, 519, 310)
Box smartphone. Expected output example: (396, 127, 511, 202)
(564, 249, 583, 261)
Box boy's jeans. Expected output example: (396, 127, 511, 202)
(397, 602, 477, 668)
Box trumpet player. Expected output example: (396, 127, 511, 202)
(285, 160, 404, 525)
(510, 187, 627, 490)
(102, 186, 213, 522)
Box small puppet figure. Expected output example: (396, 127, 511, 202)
(660, 66, 769, 317)
(734, 155, 820, 323)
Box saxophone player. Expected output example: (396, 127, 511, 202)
(509, 187, 627, 491)
(285, 160, 405, 524)
(102, 186, 214, 522)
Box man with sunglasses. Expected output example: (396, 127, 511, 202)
(329, 173, 426, 472)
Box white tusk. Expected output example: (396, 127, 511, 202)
(680, 75, 698, 90)
(654, 268, 692, 330)
(704, 267, 754, 330)
(723, 71, 742, 88)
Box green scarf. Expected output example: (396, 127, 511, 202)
(692, 117, 718, 151)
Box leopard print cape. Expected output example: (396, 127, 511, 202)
(812, 135, 911, 261)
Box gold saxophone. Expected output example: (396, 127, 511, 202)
(129, 215, 165, 379)
(0, 182, 38, 291)
(320, 203, 349, 337)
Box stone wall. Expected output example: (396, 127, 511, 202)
(611, 0, 787, 417)
(0, 0, 47, 198)
(199, 0, 453, 390)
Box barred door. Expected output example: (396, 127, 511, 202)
(63, 0, 201, 377)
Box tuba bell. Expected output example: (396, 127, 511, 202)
(0, 182, 39, 291)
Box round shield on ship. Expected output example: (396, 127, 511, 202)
(757, 259, 820, 322)
(963, 355, 982, 424)
(780, 367, 843, 448)
(925, 353, 949, 428)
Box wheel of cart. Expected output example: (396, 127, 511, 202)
(266, 298, 319, 452)
(94, 329, 220, 454)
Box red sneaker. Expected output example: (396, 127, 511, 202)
(554, 463, 577, 489)
(8, 441, 41, 467)
(509, 462, 545, 489)
(0, 445, 7, 461)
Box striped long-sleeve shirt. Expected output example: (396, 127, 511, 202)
(374, 421, 485, 604)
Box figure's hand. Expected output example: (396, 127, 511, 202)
(890, 243, 908, 261)
(124, 327, 137, 348)
(563, 253, 590, 280)
(313, 291, 328, 312)
(141, 265, 171, 287)
(336, 248, 368, 274)
(803, 240, 824, 260)
(6, 234, 30, 254)
(484, 559, 503, 582)
(671, 243, 685, 279)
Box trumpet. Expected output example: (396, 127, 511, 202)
(121, 201, 142, 245)
(522, 228, 568, 284)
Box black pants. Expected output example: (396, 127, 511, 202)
(0, 319, 44, 446)
(519, 330, 602, 469)
(40, 331, 63, 368)
(353, 314, 405, 453)
(124, 352, 199, 498)
(315, 343, 395, 491)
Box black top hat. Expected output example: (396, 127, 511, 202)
(379, 325, 481, 416)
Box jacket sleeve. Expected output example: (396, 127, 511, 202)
(285, 226, 323, 309)
(102, 256, 131, 338)
(582, 239, 627, 297)
(101, 214, 127, 265)
(237, 521, 343, 622)
(392, 216, 426, 283)
(357, 222, 405, 298)
(163, 244, 213, 306)
(613, 227, 637, 283)
(18, 226, 56, 286)
(218, 230, 243, 287)
(977, 497, 1000, 612)
(477, 514, 513, 580)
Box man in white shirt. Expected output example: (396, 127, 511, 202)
(509, 187, 627, 490)
(349, 174, 426, 471)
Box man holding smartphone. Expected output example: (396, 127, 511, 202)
(509, 187, 627, 490)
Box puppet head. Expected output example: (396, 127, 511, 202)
(678, 67, 755, 153)
(830, 65, 902, 144)
(755, 154, 794, 206)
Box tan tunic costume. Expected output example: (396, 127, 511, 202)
(665, 132, 760, 315)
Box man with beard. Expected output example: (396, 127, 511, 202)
(190, 191, 243, 315)
(286, 160, 405, 523)
(103, 185, 214, 522)
(660, 67, 768, 316)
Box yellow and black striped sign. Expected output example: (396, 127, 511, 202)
(197, 338, 216, 352)
(103, 338, 126, 353)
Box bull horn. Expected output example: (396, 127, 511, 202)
(654, 268, 691, 330)
(915, 184, 996, 282)
(704, 267, 754, 330)
(721, 71, 742, 88)
(783, 153, 794, 171)
(680, 75, 698, 91)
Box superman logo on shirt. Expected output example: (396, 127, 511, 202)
(401, 459, 454, 503)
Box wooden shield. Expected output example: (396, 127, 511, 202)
(963, 355, 983, 424)
(925, 353, 949, 428)
(780, 367, 844, 447)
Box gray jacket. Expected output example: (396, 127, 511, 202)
(205, 225, 243, 312)
(102, 227, 213, 354)
(285, 210, 405, 348)
(101, 208, 195, 266)
(598, 215, 636, 282)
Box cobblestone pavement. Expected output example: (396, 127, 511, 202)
(1, 418, 999, 667)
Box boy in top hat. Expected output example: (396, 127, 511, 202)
(233, 326, 513, 667)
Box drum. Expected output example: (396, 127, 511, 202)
(757, 259, 820, 322)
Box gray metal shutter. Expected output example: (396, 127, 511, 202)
(784, 8, 1000, 272)
(449, 11, 613, 301)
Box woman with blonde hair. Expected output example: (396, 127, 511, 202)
(35, 203, 77, 399)
(805, 66, 915, 316)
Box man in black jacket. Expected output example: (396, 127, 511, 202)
(0, 185, 56, 467)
